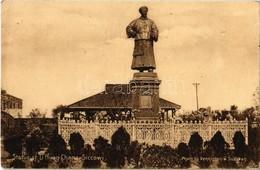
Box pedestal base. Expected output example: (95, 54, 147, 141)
(130, 72, 161, 120)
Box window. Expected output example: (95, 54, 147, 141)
(139, 95, 152, 108)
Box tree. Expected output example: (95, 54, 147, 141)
(52, 105, 67, 118)
(9, 159, 26, 168)
(128, 140, 141, 167)
(82, 144, 101, 168)
(241, 107, 255, 122)
(93, 136, 110, 160)
(32, 154, 50, 168)
(217, 149, 238, 169)
(248, 126, 260, 165)
(207, 131, 229, 157)
(177, 142, 189, 158)
(252, 86, 259, 110)
(233, 131, 247, 157)
(106, 126, 131, 168)
(1, 111, 17, 137)
(177, 143, 190, 168)
(188, 132, 203, 158)
(111, 126, 130, 151)
(48, 132, 67, 156)
(25, 127, 44, 156)
(3, 135, 23, 156)
(198, 148, 213, 168)
(230, 105, 238, 119)
(27, 108, 45, 118)
(69, 132, 84, 156)
(106, 147, 125, 168)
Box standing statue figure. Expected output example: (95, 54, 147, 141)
(126, 6, 159, 72)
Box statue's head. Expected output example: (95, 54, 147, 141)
(139, 6, 148, 18)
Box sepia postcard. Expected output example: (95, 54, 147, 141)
(1, 1, 259, 169)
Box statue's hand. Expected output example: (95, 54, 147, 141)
(126, 25, 137, 38)
(151, 35, 158, 42)
(131, 31, 137, 38)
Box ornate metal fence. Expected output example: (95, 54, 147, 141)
(58, 119, 248, 148)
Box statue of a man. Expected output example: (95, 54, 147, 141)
(126, 6, 159, 72)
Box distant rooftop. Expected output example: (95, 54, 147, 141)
(68, 84, 181, 110)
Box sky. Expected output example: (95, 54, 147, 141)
(2, 1, 259, 117)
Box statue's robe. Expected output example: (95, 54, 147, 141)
(126, 17, 159, 71)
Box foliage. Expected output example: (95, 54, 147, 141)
(217, 149, 238, 169)
(177, 142, 189, 158)
(218, 159, 238, 168)
(140, 144, 178, 168)
(177, 142, 191, 168)
(82, 144, 101, 168)
(24, 127, 44, 156)
(198, 149, 213, 168)
(1, 111, 17, 138)
(230, 105, 238, 118)
(52, 105, 67, 118)
(181, 112, 204, 122)
(212, 110, 231, 121)
(3, 135, 23, 156)
(233, 131, 247, 157)
(241, 107, 255, 121)
(128, 140, 141, 167)
(57, 159, 69, 169)
(48, 131, 67, 156)
(205, 131, 229, 157)
(27, 108, 46, 118)
(106, 147, 125, 168)
(106, 126, 131, 168)
(111, 126, 130, 152)
(31, 154, 51, 168)
(248, 126, 260, 164)
(93, 136, 110, 161)
(9, 159, 26, 168)
(252, 86, 259, 109)
(188, 132, 203, 158)
(69, 132, 84, 156)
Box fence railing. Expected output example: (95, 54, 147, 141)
(58, 118, 248, 148)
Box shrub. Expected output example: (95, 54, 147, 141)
(128, 140, 141, 167)
(69, 132, 84, 156)
(93, 136, 110, 159)
(3, 135, 23, 156)
(233, 131, 247, 157)
(106, 147, 125, 168)
(111, 126, 130, 152)
(9, 159, 26, 168)
(24, 127, 44, 156)
(106, 126, 131, 168)
(140, 144, 178, 168)
(177, 143, 191, 168)
(207, 131, 229, 157)
(31, 154, 51, 168)
(82, 144, 101, 168)
(48, 132, 67, 156)
(188, 132, 203, 158)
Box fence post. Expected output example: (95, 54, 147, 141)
(245, 119, 248, 145)
(132, 123, 135, 141)
(170, 123, 174, 147)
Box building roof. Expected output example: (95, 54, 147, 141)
(68, 84, 181, 110)
(1, 90, 22, 101)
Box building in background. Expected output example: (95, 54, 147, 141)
(1, 90, 23, 118)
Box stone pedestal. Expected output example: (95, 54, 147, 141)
(129, 72, 161, 120)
